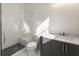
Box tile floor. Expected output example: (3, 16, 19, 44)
(12, 47, 40, 56)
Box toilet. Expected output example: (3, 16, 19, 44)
(27, 42, 37, 50)
(20, 37, 38, 55)
(26, 41, 37, 55)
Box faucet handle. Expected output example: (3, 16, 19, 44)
(63, 33, 65, 36)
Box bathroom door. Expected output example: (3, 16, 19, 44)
(2, 4, 21, 49)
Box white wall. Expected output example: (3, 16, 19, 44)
(20, 4, 34, 42)
(2, 3, 22, 49)
(27, 4, 51, 41)
(19, 4, 52, 43)
(2, 3, 35, 47)
(49, 4, 79, 36)
(21, 4, 51, 42)
(25, 4, 79, 37)
(32, 4, 50, 35)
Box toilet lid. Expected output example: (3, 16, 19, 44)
(27, 42, 37, 47)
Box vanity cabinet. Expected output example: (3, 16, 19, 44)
(40, 37, 79, 56)
(41, 40, 65, 56)
(40, 37, 65, 56)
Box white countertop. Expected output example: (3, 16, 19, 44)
(40, 33, 79, 45)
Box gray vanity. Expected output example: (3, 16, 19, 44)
(40, 34, 79, 56)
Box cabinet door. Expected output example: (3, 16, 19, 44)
(49, 40, 64, 56)
(67, 43, 79, 56)
(41, 41, 50, 56)
(40, 38, 65, 56)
